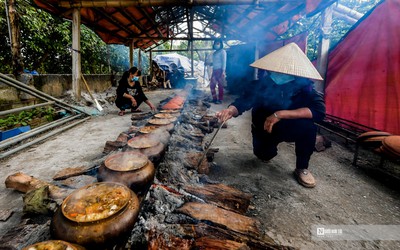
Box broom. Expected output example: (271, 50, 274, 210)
(81, 75, 103, 111)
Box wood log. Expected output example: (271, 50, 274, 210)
(183, 183, 252, 214)
(60, 175, 97, 189)
(0, 218, 51, 250)
(180, 223, 293, 250)
(176, 202, 261, 237)
(0, 209, 13, 222)
(5, 172, 70, 200)
(194, 237, 250, 250)
(184, 152, 209, 174)
(52, 165, 95, 180)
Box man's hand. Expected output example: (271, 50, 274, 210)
(264, 113, 280, 133)
(216, 106, 238, 122)
(148, 102, 156, 111)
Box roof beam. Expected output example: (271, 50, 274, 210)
(59, 1, 301, 8)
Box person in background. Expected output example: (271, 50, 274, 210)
(216, 43, 326, 188)
(210, 39, 227, 104)
(166, 63, 185, 88)
(115, 67, 156, 116)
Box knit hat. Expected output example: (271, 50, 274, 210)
(250, 42, 323, 80)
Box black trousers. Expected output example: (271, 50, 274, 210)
(251, 119, 317, 169)
(115, 96, 144, 111)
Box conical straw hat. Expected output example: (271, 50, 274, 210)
(250, 42, 323, 80)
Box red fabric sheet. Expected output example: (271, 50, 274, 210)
(325, 0, 400, 134)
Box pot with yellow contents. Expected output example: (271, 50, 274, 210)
(50, 182, 140, 247)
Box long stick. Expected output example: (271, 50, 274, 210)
(81, 75, 103, 111)
(196, 120, 226, 168)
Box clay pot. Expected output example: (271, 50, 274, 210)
(381, 136, 400, 157)
(50, 182, 140, 247)
(97, 151, 155, 194)
(22, 240, 86, 250)
(126, 135, 166, 163)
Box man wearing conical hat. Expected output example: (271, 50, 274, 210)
(216, 43, 325, 188)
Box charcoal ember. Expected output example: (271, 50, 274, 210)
(148, 230, 194, 250)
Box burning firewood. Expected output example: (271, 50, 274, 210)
(176, 202, 261, 237)
(52, 165, 96, 180)
(183, 183, 252, 214)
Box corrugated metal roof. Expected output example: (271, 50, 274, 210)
(32, 0, 337, 50)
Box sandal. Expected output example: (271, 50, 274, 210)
(118, 110, 125, 116)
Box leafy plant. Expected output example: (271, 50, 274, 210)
(0, 107, 55, 130)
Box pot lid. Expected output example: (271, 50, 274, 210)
(148, 118, 172, 125)
(128, 135, 159, 149)
(160, 109, 180, 113)
(154, 113, 175, 119)
(104, 151, 149, 171)
(357, 131, 392, 141)
(61, 182, 131, 223)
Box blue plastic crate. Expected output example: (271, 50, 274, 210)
(0, 126, 30, 141)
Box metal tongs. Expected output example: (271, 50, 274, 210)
(196, 119, 226, 168)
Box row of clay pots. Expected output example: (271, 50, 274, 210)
(40, 98, 184, 248)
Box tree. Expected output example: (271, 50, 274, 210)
(0, 0, 146, 74)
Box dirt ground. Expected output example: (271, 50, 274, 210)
(1, 87, 399, 250)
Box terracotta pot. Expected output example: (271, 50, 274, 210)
(22, 240, 86, 250)
(126, 134, 166, 162)
(97, 151, 155, 194)
(50, 182, 140, 247)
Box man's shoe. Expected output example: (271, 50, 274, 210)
(215, 100, 222, 104)
(294, 169, 316, 188)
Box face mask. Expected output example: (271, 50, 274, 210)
(131, 76, 139, 82)
(269, 72, 295, 85)
(213, 44, 220, 50)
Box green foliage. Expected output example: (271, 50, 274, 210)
(0, 107, 55, 130)
(0, 0, 147, 74)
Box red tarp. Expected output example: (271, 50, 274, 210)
(325, 0, 400, 134)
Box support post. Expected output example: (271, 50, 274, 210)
(138, 49, 142, 69)
(72, 8, 81, 100)
(7, 0, 24, 76)
(253, 41, 259, 81)
(129, 41, 134, 68)
(315, 5, 333, 93)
